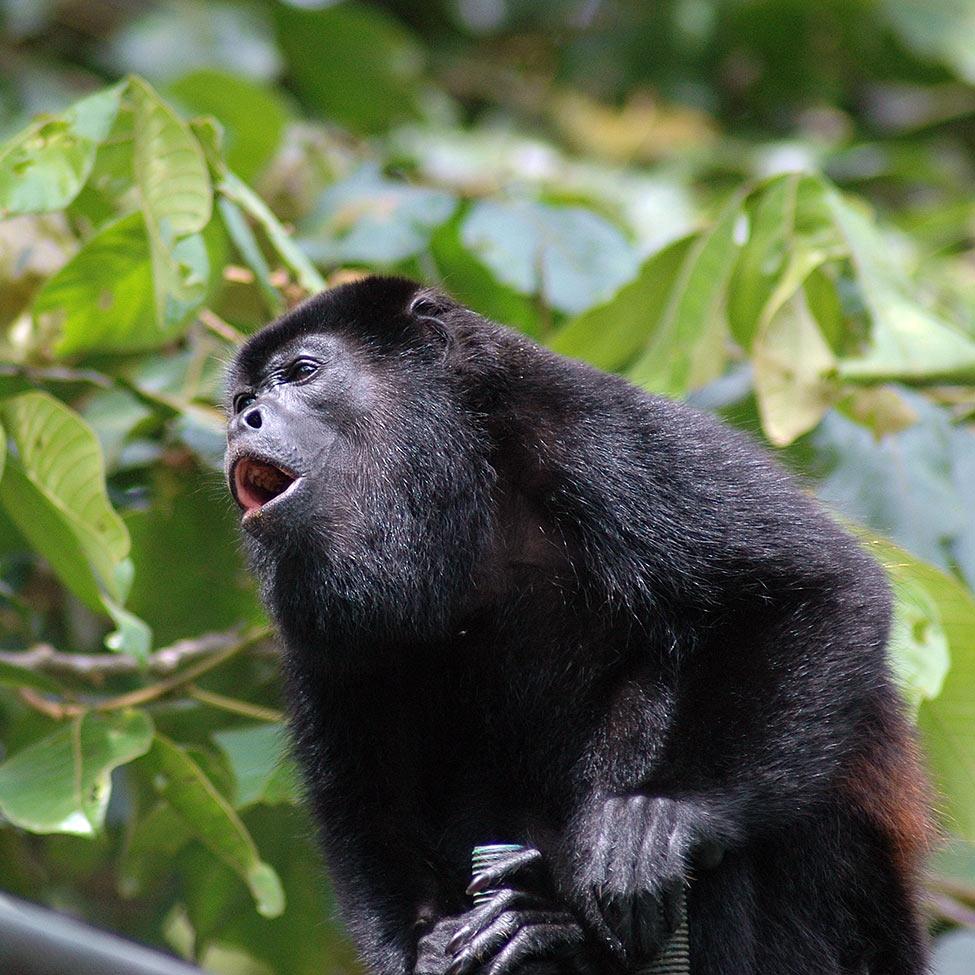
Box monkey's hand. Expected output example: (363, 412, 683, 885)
(563, 795, 710, 968)
(439, 847, 603, 975)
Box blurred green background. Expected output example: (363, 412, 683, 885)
(0, 1, 974, 972)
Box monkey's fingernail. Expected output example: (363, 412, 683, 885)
(445, 957, 465, 975)
(446, 927, 468, 954)
(466, 873, 490, 895)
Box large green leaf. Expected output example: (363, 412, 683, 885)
(0, 391, 128, 602)
(752, 286, 838, 447)
(887, 576, 951, 715)
(213, 724, 299, 810)
(300, 163, 457, 266)
(37, 213, 157, 355)
(462, 199, 639, 315)
(826, 190, 975, 382)
(0, 83, 123, 217)
(274, 2, 423, 134)
(131, 76, 211, 334)
(728, 172, 843, 351)
(0, 711, 153, 836)
(549, 235, 698, 371)
(120, 801, 193, 896)
(626, 196, 743, 396)
(130, 76, 211, 238)
(870, 538, 975, 841)
(0, 392, 150, 657)
(144, 735, 285, 918)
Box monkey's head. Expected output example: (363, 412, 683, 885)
(225, 276, 544, 645)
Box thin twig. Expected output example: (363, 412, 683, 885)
(92, 628, 269, 713)
(17, 688, 82, 720)
(187, 685, 284, 723)
(0, 364, 114, 388)
(198, 308, 246, 345)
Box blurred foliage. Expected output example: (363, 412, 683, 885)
(0, 1, 974, 973)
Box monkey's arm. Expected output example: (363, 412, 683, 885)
(546, 584, 888, 968)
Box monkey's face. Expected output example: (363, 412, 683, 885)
(224, 280, 497, 641)
(225, 330, 367, 535)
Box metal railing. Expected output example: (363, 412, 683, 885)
(0, 893, 206, 975)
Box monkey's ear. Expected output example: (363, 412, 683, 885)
(408, 289, 452, 323)
(407, 289, 455, 354)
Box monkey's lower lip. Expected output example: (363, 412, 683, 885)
(232, 457, 300, 519)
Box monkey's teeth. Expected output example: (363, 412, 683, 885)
(234, 457, 296, 514)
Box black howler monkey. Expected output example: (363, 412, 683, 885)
(224, 276, 931, 975)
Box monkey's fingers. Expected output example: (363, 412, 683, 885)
(445, 888, 547, 955)
(481, 922, 591, 975)
(466, 847, 544, 896)
(445, 910, 575, 975)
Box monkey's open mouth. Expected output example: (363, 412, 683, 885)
(232, 457, 299, 517)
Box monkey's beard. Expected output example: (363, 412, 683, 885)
(244, 454, 497, 654)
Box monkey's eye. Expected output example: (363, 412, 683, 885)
(284, 358, 320, 384)
(233, 392, 256, 414)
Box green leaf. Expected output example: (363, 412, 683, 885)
(0, 660, 63, 695)
(168, 69, 287, 183)
(0, 711, 153, 836)
(0, 392, 129, 604)
(217, 167, 325, 293)
(825, 190, 975, 382)
(274, 2, 423, 134)
(102, 595, 152, 663)
(125, 468, 264, 646)
(869, 537, 975, 841)
(430, 216, 540, 338)
(194, 122, 324, 295)
(144, 734, 285, 917)
(882, 0, 975, 84)
(627, 196, 743, 396)
(213, 724, 299, 809)
(120, 801, 193, 896)
(806, 395, 969, 573)
(217, 196, 284, 316)
(887, 576, 951, 715)
(0, 83, 123, 216)
(0, 392, 151, 655)
(752, 287, 838, 446)
(37, 213, 156, 355)
(130, 76, 211, 334)
(130, 76, 211, 238)
(728, 172, 843, 351)
(550, 235, 697, 371)
(300, 164, 457, 266)
(462, 199, 639, 315)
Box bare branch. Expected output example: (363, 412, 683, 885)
(0, 363, 114, 389)
(0, 628, 275, 681)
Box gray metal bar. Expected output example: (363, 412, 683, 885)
(0, 893, 205, 975)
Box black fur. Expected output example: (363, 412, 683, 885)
(225, 276, 931, 975)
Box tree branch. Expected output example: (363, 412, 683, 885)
(0, 628, 274, 682)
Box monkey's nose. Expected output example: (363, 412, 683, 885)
(243, 408, 263, 430)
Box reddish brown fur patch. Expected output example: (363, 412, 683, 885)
(841, 722, 935, 881)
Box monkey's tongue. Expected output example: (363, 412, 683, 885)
(234, 457, 296, 514)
